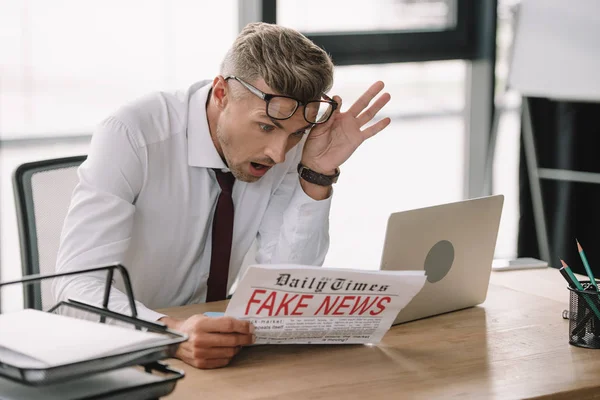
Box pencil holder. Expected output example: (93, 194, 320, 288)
(568, 281, 600, 349)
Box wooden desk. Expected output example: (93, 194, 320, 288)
(160, 268, 600, 399)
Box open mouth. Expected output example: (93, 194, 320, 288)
(249, 162, 272, 177)
(250, 162, 269, 170)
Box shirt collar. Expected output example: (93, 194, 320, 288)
(187, 81, 228, 169)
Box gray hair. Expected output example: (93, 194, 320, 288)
(220, 22, 334, 103)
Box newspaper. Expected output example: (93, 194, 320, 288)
(225, 264, 426, 345)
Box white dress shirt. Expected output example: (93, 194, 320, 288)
(52, 81, 332, 322)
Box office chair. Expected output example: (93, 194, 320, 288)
(13, 155, 86, 310)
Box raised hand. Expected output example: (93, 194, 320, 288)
(301, 81, 391, 175)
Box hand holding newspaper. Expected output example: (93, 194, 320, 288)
(225, 265, 426, 345)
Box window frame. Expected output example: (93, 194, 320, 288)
(262, 0, 487, 65)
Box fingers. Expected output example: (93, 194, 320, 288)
(190, 332, 255, 347)
(179, 344, 242, 360)
(362, 117, 391, 140)
(346, 81, 385, 118)
(180, 354, 233, 369)
(175, 333, 248, 369)
(356, 92, 391, 128)
(196, 316, 255, 334)
(173, 315, 257, 369)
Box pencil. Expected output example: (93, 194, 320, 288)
(576, 240, 598, 290)
(561, 259, 584, 290)
(559, 265, 576, 289)
(560, 259, 600, 320)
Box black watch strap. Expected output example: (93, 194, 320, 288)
(297, 163, 340, 186)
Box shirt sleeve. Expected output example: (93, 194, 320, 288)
(255, 145, 332, 266)
(51, 116, 165, 322)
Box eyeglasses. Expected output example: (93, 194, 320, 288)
(225, 75, 337, 124)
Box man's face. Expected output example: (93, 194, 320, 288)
(214, 78, 314, 183)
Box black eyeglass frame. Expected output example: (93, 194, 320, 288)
(224, 75, 337, 124)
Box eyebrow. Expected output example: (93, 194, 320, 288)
(259, 114, 284, 129)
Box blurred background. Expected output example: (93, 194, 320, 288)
(0, 0, 523, 310)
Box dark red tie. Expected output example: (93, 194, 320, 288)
(206, 169, 235, 302)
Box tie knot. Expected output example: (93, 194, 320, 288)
(214, 169, 235, 193)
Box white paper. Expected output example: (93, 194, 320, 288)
(225, 264, 426, 345)
(0, 309, 170, 368)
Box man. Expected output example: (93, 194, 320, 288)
(52, 22, 391, 369)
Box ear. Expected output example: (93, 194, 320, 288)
(212, 76, 229, 110)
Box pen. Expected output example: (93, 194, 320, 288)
(560, 259, 600, 321)
(576, 240, 598, 290)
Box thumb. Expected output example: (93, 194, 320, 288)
(316, 95, 341, 128)
(332, 95, 342, 115)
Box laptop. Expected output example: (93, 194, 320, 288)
(379, 195, 504, 325)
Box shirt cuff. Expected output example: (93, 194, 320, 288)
(135, 305, 167, 323)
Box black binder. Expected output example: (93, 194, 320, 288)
(0, 264, 186, 399)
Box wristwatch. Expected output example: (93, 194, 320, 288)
(297, 163, 340, 186)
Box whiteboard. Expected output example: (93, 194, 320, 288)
(508, 0, 600, 101)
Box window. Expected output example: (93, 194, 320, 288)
(0, 0, 238, 139)
(277, 0, 457, 33)
(0, 0, 239, 311)
(268, 0, 481, 65)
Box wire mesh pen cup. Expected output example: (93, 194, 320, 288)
(568, 281, 600, 349)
